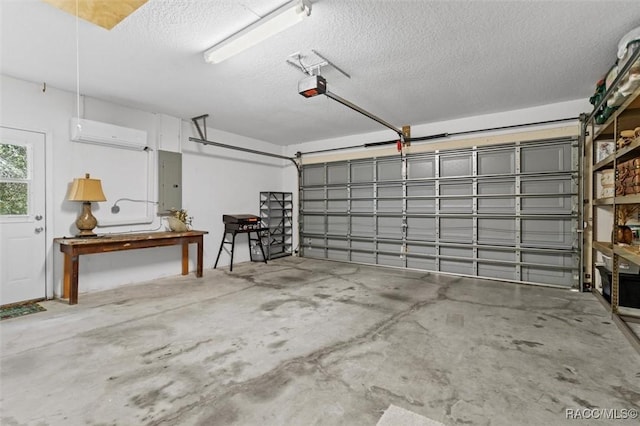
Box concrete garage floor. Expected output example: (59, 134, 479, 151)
(1, 257, 639, 426)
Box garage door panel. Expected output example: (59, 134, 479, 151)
(327, 163, 348, 184)
(327, 238, 349, 249)
(478, 150, 515, 175)
(407, 183, 435, 212)
(478, 248, 515, 262)
(407, 198, 436, 213)
(303, 188, 325, 200)
(352, 199, 374, 212)
(407, 257, 436, 270)
(521, 178, 573, 214)
(521, 251, 575, 267)
(352, 162, 374, 183)
(521, 143, 572, 173)
(440, 154, 472, 177)
(301, 138, 579, 288)
(407, 217, 436, 240)
(378, 254, 405, 267)
(304, 246, 326, 259)
(441, 259, 474, 275)
(478, 198, 515, 213)
(441, 246, 473, 259)
(327, 216, 349, 235)
(440, 182, 473, 213)
(328, 199, 348, 212)
(378, 184, 402, 197)
(378, 217, 402, 239)
(352, 186, 373, 212)
(303, 200, 324, 212)
(327, 216, 348, 234)
(521, 196, 571, 214)
(379, 242, 402, 256)
(408, 157, 435, 179)
(407, 183, 435, 196)
(521, 219, 573, 248)
(407, 244, 436, 255)
(303, 215, 324, 234)
(328, 249, 349, 261)
(478, 263, 516, 280)
(378, 184, 402, 213)
(352, 240, 374, 252)
(379, 200, 402, 213)
(352, 216, 375, 237)
(303, 165, 325, 186)
(378, 159, 402, 181)
(477, 180, 516, 213)
(478, 219, 516, 245)
(478, 180, 515, 195)
(352, 251, 376, 264)
(522, 266, 574, 286)
(440, 218, 473, 241)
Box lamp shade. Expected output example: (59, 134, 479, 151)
(68, 173, 107, 202)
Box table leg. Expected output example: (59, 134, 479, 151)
(182, 242, 189, 275)
(196, 237, 203, 277)
(63, 253, 80, 305)
(63, 253, 71, 299)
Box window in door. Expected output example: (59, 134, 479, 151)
(0, 143, 31, 216)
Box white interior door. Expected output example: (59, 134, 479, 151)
(0, 127, 46, 305)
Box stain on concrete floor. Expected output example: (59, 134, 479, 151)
(1, 257, 639, 426)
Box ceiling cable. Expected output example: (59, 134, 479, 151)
(75, 0, 80, 120)
(299, 116, 579, 156)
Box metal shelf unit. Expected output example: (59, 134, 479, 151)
(260, 192, 293, 260)
(585, 46, 640, 354)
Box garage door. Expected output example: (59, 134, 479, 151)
(300, 137, 580, 288)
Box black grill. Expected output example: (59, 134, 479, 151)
(222, 214, 262, 231)
(215, 214, 267, 272)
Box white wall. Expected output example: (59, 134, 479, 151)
(181, 123, 287, 270)
(1, 74, 285, 298)
(0, 72, 593, 298)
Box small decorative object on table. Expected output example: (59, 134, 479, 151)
(167, 208, 192, 232)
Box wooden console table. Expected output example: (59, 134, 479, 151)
(54, 231, 208, 305)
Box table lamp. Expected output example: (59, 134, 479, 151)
(68, 173, 107, 237)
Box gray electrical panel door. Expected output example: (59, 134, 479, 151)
(158, 150, 182, 214)
(300, 138, 580, 288)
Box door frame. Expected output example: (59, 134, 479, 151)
(1, 124, 54, 300)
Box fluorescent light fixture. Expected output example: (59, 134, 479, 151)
(204, 0, 311, 64)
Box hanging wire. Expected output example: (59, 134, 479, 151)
(75, 0, 80, 120)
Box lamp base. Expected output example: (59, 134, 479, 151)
(75, 232, 99, 238)
(75, 201, 99, 238)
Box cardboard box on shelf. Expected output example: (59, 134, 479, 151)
(597, 169, 615, 198)
(596, 140, 616, 162)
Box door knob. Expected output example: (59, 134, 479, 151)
(35, 215, 43, 221)
(35, 227, 44, 234)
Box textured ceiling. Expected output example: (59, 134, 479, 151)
(2, 0, 640, 145)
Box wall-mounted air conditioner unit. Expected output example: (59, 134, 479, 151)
(70, 118, 148, 151)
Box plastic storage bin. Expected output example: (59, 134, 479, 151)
(596, 266, 640, 308)
(603, 254, 640, 274)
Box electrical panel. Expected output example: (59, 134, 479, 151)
(158, 150, 182, 214)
